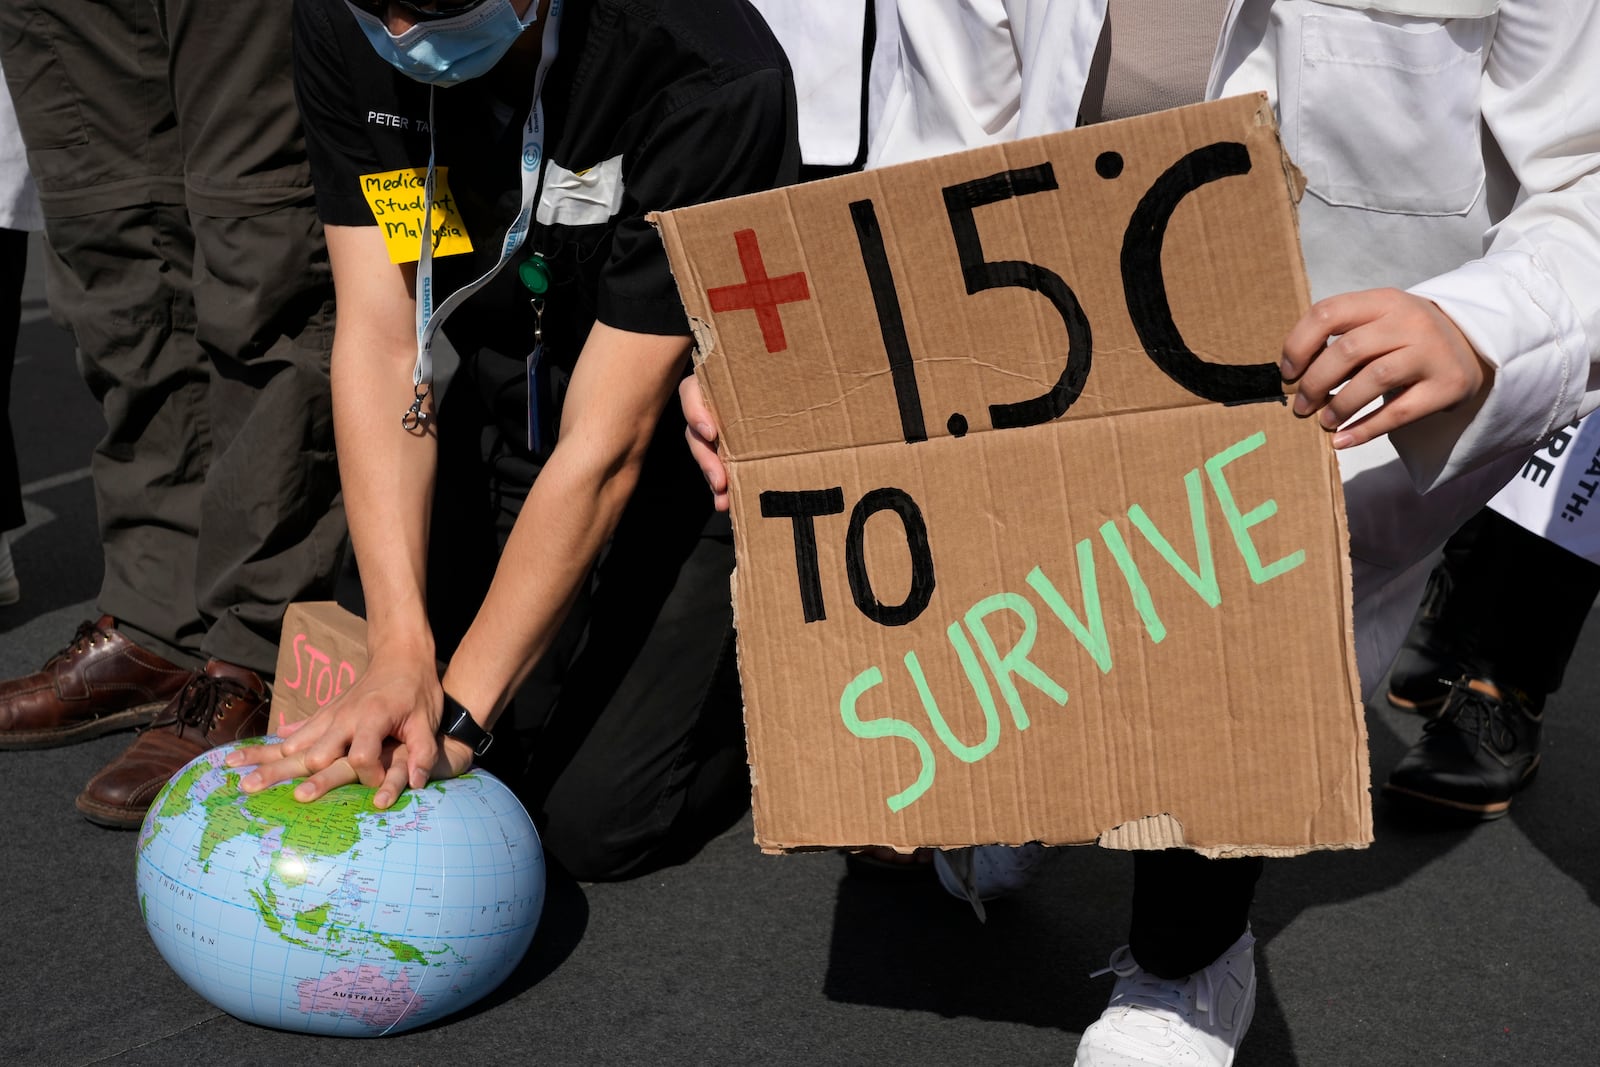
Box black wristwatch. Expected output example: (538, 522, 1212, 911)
(439, 692, 494, 758)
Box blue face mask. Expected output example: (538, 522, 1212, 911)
(346, 0, 537, 86)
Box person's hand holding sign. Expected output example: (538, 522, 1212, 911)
(684, 286, 1497, 507)
(681, 375, 730, 513)
(1281, 287, 1493, 449)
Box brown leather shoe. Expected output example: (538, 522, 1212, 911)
(0, 616, 195, 750)
(76, 659, 271, 829)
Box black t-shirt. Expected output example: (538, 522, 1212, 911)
(293, 0, 799, 443)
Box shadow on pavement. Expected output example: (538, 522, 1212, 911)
(815, 699, 1524, 1064)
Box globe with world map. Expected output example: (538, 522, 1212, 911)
(135, 737, 544, 1036)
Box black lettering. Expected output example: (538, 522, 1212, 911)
(845, 488, 936, 626)
(1121, 141, 1283, 405)
(943, 163, 1093, 429)
(1521, 453, 1556, 488)
(761, 488, 846, 623)
(851, 199, 928, 443)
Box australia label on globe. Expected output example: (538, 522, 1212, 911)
(135, 738, 545, 1037)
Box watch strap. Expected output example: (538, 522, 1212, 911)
(439, 692, 494, 758)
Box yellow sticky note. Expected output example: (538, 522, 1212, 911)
(360, 167, 475, 264)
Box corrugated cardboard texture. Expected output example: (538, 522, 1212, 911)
(655, 96, 1368, 856)
(268, 601, 370, 735)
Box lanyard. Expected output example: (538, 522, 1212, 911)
(404, 0, 564, 430)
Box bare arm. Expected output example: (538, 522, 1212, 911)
(325, 225, 438, 666)
(240, 298, 691, 804)
(231, 223, 449, 796)
(442, 323, 691, 717)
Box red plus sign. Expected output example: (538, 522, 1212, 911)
(706, 228, 810, 353)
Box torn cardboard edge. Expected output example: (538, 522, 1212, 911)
(779, 811, 1367, 860)
(732, 408, 1367, 857)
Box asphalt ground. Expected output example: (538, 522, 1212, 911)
(3, 234, 1597, 1066)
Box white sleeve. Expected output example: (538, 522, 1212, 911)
(865, 0, 1024, 166)
(744, 0, 870, 167)
(1008, 0, 1108, 140)
(865, 0, 1105, 167)
(1398, 0, 1600, 489)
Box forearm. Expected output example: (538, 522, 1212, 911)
(331, 326, 438, 664)
(440, 324, 691, 724)
(441, 425, 650, 724)
(239, 326, 451, 802)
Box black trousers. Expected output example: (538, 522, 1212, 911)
(427, 374, 748, 883)
(1415, 507, 1600, 698)
(0, 0, 344, 673)
(1131, 851, 1263, 979)
(1130, 512, 1600, 983)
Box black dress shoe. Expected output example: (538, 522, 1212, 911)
(1384, 678, 1541, 820)
(1385, 641, 1459, 714)
(1385, 564, 1461, 714)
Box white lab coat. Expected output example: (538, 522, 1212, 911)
(746, 0, 872, 168)
(863, 0, 1600, 696)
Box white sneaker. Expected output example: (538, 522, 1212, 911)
(933, 843, 1049, 922)
(1074, 928, 1256, 1066)
(0, 534, 17, 605)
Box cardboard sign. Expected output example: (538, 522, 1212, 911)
(654, 96, 1368, 857)
(268, 601, 370, 735)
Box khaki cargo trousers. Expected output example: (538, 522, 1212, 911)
(0, 0, 346, 674)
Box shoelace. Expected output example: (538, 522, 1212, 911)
(1426, 681, 1523, 755)
(144, 674, 253, 737)
(1089, 945, 1214, 1026)
(49, 619, 115, 667)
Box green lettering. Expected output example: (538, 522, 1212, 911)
(1127, 468, 1221, 607)
(1026, 539, 1112, 674)
(906, 625, 1001, 763)
(840, 667, 936, 812)
(1099, 521, 1168, 644)
(1204, 431, 1307, 584)
(964, 593, 1068, 730)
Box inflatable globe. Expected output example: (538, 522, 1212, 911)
(135, 738, 544, 1036)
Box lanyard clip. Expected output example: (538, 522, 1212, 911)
(402, 384, 431, 432)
